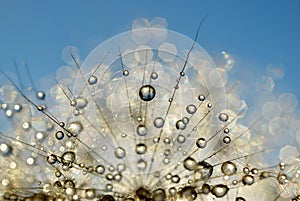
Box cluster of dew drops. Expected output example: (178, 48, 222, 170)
(0, 17, 300, 201)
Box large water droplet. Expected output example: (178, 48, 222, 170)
(221, 161, 237, 175)
(61, 151, 76, 165)
(194, 161, 213, 181)
(139, 85, 156, 101)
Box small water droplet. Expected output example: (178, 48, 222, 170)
(137, 125, 147, 136)
(196, 138, 207, 148)
(198, 94, 205, 101)
(136, 143, 147, 154)
(153, 117, 164, 128)
(219, 113, 229, 122)
(88, 75, 98, 85)
(211, 184, 229, 198)
(115, 147, 126, 159)
(186, 104, 197, 114)
(123, 70, 129, 76)
(151, 72, 158, 79)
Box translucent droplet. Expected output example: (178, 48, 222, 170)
(137, 125, 147, 136)
(186, 104, 197, 114)
(13, 104, 22, 112)
(242, 175, 254, 185)
(76, 97, 88, 109)
(183, 157, 197, 171)
(88, 75, 98, 85)
(236, 197, 246, 201)
(139, 85, 156, 101)
(151, 72, 158, 80)
(115, 147, 126, 159)
(0, 143, 12, 156)
(67, 121, 83, 136)
(36, 91, 46, 100)
(221, 161, 237, 175)
(61, 151, 76, 165)
(211, 184, 229, 198)
(85, 189, 96, 199)
(153, 117, 164, 128)
(123, 70, 129, 76)
(194, 161, 213, 181)
(277, 173, 288, 184)
(218, 113, 229, 122)
(137, 159, 147, 170)
(95, 165, 105, 174)
(177, 135, 186, 143)
(198, 94, 205, 101)
(171, 175, 180, 183)
(47, 154, 57, 164)
(55, 131, 64, 140)
(223, 136, 231, 144)
(176, 120, 186, 130)
(136, 143, 147, 154)
(196, 138, 207, 148)
(182, 117, 189, 125)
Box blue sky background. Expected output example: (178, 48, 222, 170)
(0, 0, 299, 100)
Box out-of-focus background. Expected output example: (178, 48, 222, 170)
(0, 0, 299, 99)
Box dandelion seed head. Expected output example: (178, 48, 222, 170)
(0, 17, 299, 201)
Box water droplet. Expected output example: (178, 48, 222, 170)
(183, 157, 197, 171)
(218, 113, 229, 122)
(221, 161, 237, 175)
(61, 151, 76, 165)
(186, 104, 197, 114)
(151, 72, 158, 80)
(95, 165, 105, 174)
(117, 164, 126, 172)
(137, 125, 147, 136)
(180, 71, 185, 76)
(67, 121, 83, 136)
(115, 147, 126, 159)
(13, 104, 22, 112)
(277, 173, 288, 184)
(55, 131, 64, 140)
(137, 159, 147, 170)
(171, 175, 180, 183)
(176, 120, 186, 130)
(224, 128, 229, 134)
(236, 197, 246, 201)
(36, 91, 45, 100)
(0, 143, 12, 156)
(223, 136, 231, 144)
(198, 94, 205, 101)
(194, 161, 213, 181)
(177, 135, 186, 143)
(139, 85, 156, 101)
(153, 117, 164, 128)
(47, 154, 57, 164)
(211, 184, 229, 198)
(85, 189, 96, 199)
(182, 117, 189, 124)
(76, 97, 88, 109)
(196, 138, 207, 148)
(136, 143, 147, 154)
(123, 70, 129, 76)
(88, 75, 98, 85)
(242, 175, 254, 185)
